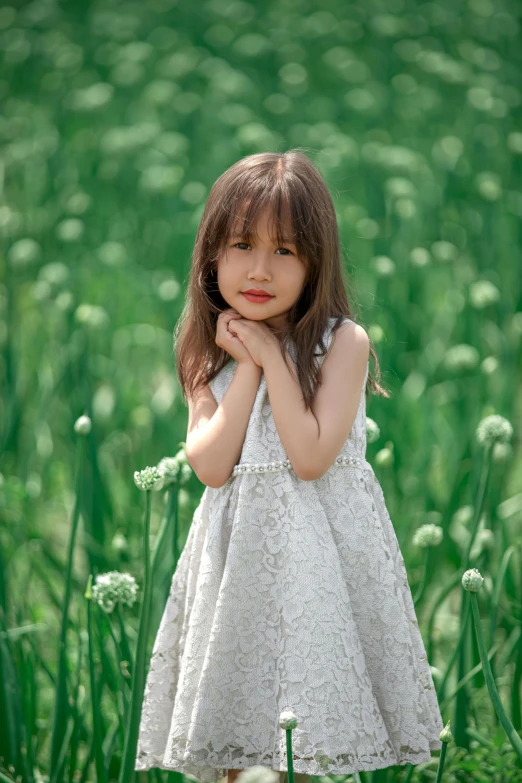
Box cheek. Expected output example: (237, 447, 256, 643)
(281, 263, 307, 289)
(219, 256, 241, 278)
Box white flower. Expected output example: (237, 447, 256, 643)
(74, 415, 92, 435)
(385, 177, 415, 198)
(8, 238, 41, 267)
(39, 262, 69, 286)
(92, 571, 139, 613)
(75, 304, 110, 330)
(111, 532, 129, 555)
(235, 767, 279, 783)
(157, 456, 181, 485)
(157, 446, 192, 486)
(56, 218, 84, 242)
(431, 240, 458, 263)
(371, 255, 395, 277)
(476, 414, 513, 447)
(469, 280, 500, 309)
(134, 466, 164, 491)
(366, 417, 380, 444)
(375, 446, 393, 467)
(179, 462, 193, 485)
(97, 241, 128, 267)
(444, 344, 480, 372)
(368, 323, 385, 344)
(475, 171, 502, 201)
(462, 568, 484, 592)
(412, 523, 443, 548)
(278, 708, 298, 730)
(410, 247, 431, 267)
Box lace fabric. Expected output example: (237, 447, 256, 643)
(135, 318, 444, 781)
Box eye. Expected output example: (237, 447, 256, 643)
(232, 242, 293, 255)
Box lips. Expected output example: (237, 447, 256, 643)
(241, 292, 274, 303)
(243, 290, 273, 296)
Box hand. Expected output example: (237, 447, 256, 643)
(227, 317, 279, 368)
(215, 309, 259, 367)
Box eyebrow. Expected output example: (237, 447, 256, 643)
(231, 233, 296, 244)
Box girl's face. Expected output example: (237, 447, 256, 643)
(216, 205, 308, 330)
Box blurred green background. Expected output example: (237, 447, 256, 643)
(1, 0, 522, 780)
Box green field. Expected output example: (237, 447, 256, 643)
(1, 0, 521, 781)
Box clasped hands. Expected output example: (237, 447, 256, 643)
(225, 308, 279, 369)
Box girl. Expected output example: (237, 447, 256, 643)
(135, 150, 444, 783)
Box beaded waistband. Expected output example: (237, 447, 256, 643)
(231, 454, 374, 479)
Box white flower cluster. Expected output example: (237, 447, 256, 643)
(461, 567, 484, 592)
(365, 417, 380, 444)
(92, 571, 139, 613)
(476, 414, 513, 447)
(412, 523, 443, 548)
(134, 446, 191, 491)
(134, 466, 164, 491)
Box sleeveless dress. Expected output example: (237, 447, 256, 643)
(135, 317, 444, 782)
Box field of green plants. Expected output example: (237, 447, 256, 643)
(1, 0, 521, 781)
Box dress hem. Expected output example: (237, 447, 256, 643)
(135, 742, 443, 778)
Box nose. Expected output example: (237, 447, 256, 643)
(247, 249, 273, 279)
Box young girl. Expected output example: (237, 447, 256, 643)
(135, 150, 444, 783)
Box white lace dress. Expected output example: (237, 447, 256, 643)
(135, 317, 444, 782)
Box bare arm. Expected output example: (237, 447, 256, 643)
(262, 321, 370, 481)
(186, 361, 262, 488)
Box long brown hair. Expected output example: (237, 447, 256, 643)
(175, 148, 390, 410)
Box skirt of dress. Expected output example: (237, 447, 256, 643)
(135, 465, 444, 783)
(216, 774, 310, 783)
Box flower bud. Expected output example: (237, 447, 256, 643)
(278, 708, 298, 730)
(375, 446, 393, 467)
(462, 567, 484, 592)
(440, 720, 453, 743)
(74, 414, 92, 435)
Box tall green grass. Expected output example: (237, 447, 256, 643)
(1, 0, 521, 780)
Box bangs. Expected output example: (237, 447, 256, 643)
(222, 182, 300, 252)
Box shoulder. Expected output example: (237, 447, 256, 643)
(329, 318, 369, 359)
